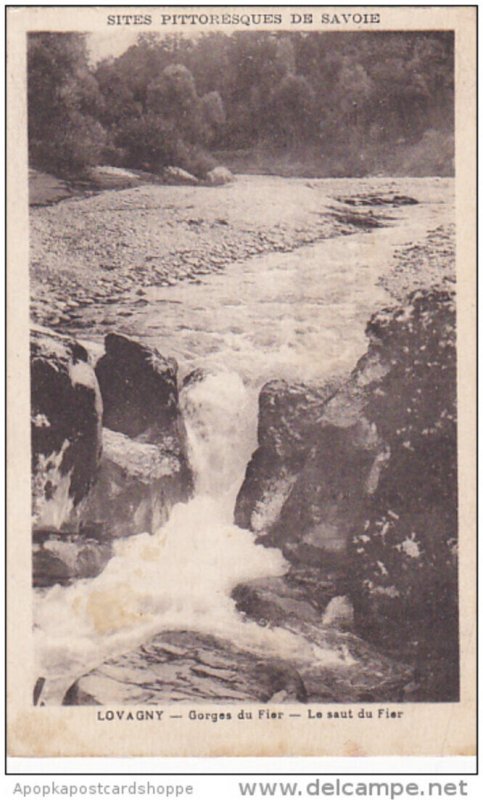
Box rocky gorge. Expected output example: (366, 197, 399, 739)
(30, 175, 457, 706)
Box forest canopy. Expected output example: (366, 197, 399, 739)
(27, 30, 454, 178)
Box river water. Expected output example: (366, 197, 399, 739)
(33, 177, 454, 704)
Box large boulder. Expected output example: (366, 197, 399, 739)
(64, 609, 411, 705)
(31, 328, 103, 528)
(235, 365, 386, 568)
(63, 631, 308, 705)
(348, 290, 458, 700)
(235, 290, 457, 700)
(75, 428, 193, 538)
(95, 333, 182, 442)
(86, 333, 193, 536)
(234, 379, 341, 534)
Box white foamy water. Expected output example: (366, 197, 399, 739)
(35, 372, 348, 704)
(34, 178, 453, 703)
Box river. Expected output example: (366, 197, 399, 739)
(33, 176, 454, 704)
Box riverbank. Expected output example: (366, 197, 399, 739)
(30, 175, 454, 336)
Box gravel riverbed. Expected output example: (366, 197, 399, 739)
(30, 175, 455, 333)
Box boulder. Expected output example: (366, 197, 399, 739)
(75, 428, 193, 538)
(63, 631, 307, 705)
(31, 327, 103, 528)
(232, 576, 325, 627)
(234, 289, 458, 700)
(235, 370, 385, 568)
(234, 379, 341, 533)
(33, 530, 112, 588)
(95, 332, 183, 443)
(205, 166, 235, 186)
(163, 166, 199, 186)
(64, 615, 411, 705)
(80, 333, 194, 537)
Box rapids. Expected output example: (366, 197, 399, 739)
(33, 177, 453, 703)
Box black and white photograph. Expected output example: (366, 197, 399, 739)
(6, 5, 476, 759)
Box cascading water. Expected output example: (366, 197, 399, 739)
(35, 370, 348, 704)
(33, 179, 453, 703)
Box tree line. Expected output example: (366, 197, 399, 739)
(27, 30, 454, 178)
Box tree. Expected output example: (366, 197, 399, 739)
(28, 33, 106, 175)
(269, 74, 315, 147)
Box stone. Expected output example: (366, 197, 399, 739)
(234, 289, 457, 700)
(33, 529, 112, 587)
(75, 428, 193, 538)
(63, 630, 308, 705)
(64, 618, 411, 705)
(348, 289, 458, 700)
(163, 166, 199, 186)
(205, 166, 235, 186)
(232, 576, 322, 627)
(31, 327, 103, 528)
(234, 379, 341, 533)
(95, 332, 182, 443)
(235, 372, 383, 568)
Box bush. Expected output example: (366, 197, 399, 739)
(30, 112, 106, 177)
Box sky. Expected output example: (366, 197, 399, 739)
(87, 31, 139, 63)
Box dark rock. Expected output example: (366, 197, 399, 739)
(33, 531, 112, 587)
(86, 333, 194, 537)
(348, 289, 458, 700)
(235, 370, 385, 567)
(232, 576, 322, 627)
(74, 428, 193, 538)
(95, 333, 181, 442)
(265, 420, 382, 568)
(31, 327, 103, 527)
(235, 379, 341, 533)
(338, 194, 419, 207)
(234, 289, 457, 700)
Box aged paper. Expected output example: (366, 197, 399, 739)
(7, 5, 476, 759)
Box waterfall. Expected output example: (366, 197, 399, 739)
(35, 370, 342, 704)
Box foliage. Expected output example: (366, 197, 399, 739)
(27, 30, 454, 178)
(28, 33, 106, 175)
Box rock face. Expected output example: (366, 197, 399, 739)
(31, 328, 103, 528)
(235, 289, 458, 700)
(349, 290, 458, 700)
(63, 631, 307, 705)
(235, 370, 384, 569)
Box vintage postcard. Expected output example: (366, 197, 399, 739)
(6, 5, 476, 759)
